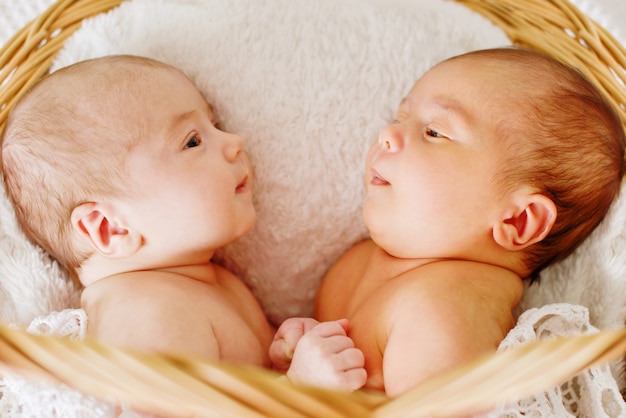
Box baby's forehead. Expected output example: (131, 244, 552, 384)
(406, 57, 521, 102)
(63, 65, 176, 115)
(11, 60, 202, 146)
(431, 59, 538, 113)
(433, 55, 523, 83)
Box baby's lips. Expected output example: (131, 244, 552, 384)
(370, 168, 389, 185)
(235, 174, 249, 192)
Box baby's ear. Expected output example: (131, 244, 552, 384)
(70, 202, 142, 258)
(492, 193, 556, 251)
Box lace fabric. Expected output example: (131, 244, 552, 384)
(487, 304, 626, 418)
(0, 304, 624, 417)
(0, 309, 129, 418)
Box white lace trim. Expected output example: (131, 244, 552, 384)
(487, 303, 626, 417)
(0, 309, 133, 418)
(1, 304, 624, 417)
(26, 308, 87, 339)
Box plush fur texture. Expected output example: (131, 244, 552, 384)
(0, 0, 624, 353)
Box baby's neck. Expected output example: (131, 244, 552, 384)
(77, 252, 217, 288)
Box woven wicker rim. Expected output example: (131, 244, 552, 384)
(1, 0, 626, 416)
(0, 0, 125, 135)
(459, 0, 626, 129)
(1, 0, 626, 140)
(0, 324, 625, 417)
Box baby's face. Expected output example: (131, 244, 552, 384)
(115, 68, 255, 264)
(363, 57, 513, 259)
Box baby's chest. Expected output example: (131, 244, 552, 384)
(348, 309, 387, 391)
(194, 289, 271, 366)
(213, 315, 270, 366)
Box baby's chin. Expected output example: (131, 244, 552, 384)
(238, 209, 257, 238)
(372, 239, 410, 259)
(365, 225, 419, 260)
(362, 205, 388, 242)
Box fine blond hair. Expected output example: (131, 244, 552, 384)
(2, 55, 176, 280)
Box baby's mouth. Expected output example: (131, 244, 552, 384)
(236, 175, 249, 193)
(370, 169, 389, 185)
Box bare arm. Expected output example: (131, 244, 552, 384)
(382, 264, 521, 396)
(383, 294, 478, 396)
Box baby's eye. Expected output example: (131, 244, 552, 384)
(185, 134, 202, 149)
(424, 127, 449, 140)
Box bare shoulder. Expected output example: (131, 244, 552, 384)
(315, 239, 376, 316)
(81, 271, 223, 357)
(340, 238, 378, 260)
(320, 239, 376, 284)
(383, 260, 524, 364)
(83, 270, 221, 312)
(381, 261, 523, 395)
(390, 261, 523, 330)
(82, 267, 273, 364)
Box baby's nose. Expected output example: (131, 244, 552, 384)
(223, 132, 245, 162)
(377, 125, 404, 153)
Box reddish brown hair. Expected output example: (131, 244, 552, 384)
(452, 48, 625, 281)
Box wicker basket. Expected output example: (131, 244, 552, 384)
(0, 324, 624, 417)
(1, 0, 626, 417)
(1, 0, 626, 138)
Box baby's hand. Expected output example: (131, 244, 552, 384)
(269, 317, 320, 372)
(286, 319, 366, 392)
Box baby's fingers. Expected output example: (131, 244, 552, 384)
(275, 317, 319, 346)
(270, 317, 321, 369)
(337, 346, 365, 370)
(340, 366, 368, 392)
(324, 347, 366, 391)
(308, 319, 350, 338)
(268, 339, 293, 371)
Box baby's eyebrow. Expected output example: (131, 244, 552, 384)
(398, 95, 471, 127)
(433, 97, 472, 126)
(165, 109, 197, 145)
(169, 110, 196, 130)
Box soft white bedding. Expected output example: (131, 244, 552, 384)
(0, 0, 625, 416)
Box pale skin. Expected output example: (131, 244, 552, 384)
(275, 55, 557, 396)
(74, 65, 274, 367)
(315, 241, 523, 396)
(52, 58, 364, 390)
(269, 318, 366, 390)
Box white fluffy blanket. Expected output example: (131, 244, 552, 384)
(0, 0, 626, 416)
